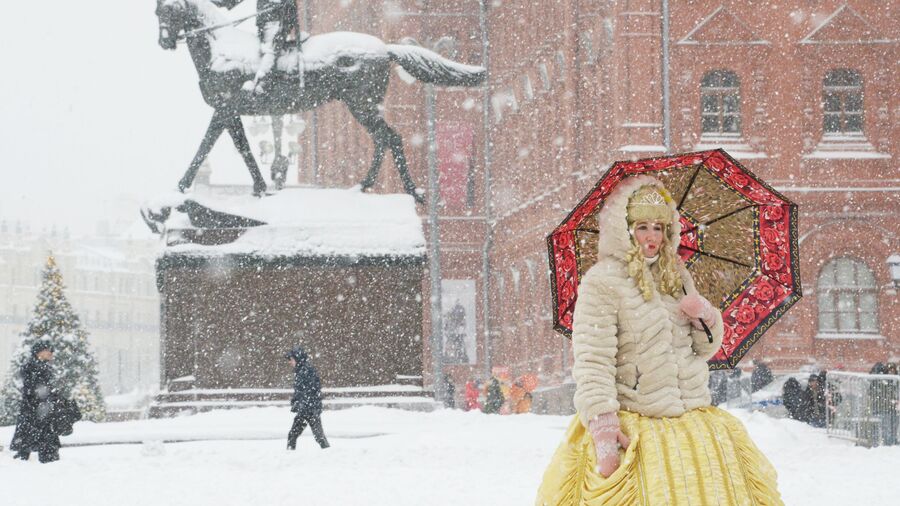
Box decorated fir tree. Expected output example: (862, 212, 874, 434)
(0, 254, 106, 425)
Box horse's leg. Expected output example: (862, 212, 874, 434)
(178, 110, 228, 192)
(348, 103, 422, 203)
(345, 104, 388, 191)
(360, 138, 388, 192)
(382, 121, 423, 204)
(224, 115, 268, 196)
(270, 115, 288, 190)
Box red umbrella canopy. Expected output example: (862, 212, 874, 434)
(547, 150, 802, 369)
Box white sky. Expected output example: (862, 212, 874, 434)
(0, 1, 260, 235)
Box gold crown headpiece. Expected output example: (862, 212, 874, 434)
(632, 190, 666, 207)
(626, 185, 673, 225)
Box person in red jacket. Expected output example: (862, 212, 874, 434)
(463, 379, 481, 411)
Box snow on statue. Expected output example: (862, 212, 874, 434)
(0, 255, 106, 426)
(210, 0, 301, 94)
(154, 0, 486, 204)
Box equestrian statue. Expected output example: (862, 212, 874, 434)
(155, 0, 486, 204)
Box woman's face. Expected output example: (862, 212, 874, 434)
(633, 221, 665, 258)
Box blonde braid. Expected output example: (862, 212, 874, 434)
(626, 226, 683, 301)
(657, 231, 684, 298)
(624, 243, 654, 301)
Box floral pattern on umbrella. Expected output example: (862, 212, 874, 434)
(547, 149, 802, 369)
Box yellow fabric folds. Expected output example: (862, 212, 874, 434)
(535, 407, 783, 506)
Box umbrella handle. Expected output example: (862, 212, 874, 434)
(681, 286, 714, 343)
(699, 318, 713, 344)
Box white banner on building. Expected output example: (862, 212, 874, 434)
(441, 279, 477, 364)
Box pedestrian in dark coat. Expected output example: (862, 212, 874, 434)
(285, 346, 329, 450)
(781, 377, 804, 421)
(750, 362, 774, 393)
(801, 374, 827, 428)
(10, 341, 61, 463)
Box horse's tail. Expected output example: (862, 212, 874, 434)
(387, 44, 486, 87)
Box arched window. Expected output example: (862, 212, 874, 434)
(823, 69, 863, 134)
(817, 257, 878, 334)
(700, 70, 740, 134)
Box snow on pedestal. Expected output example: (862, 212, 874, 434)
(156, 187, 425, 259)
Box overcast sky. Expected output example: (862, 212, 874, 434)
(0, 1, 261, 236)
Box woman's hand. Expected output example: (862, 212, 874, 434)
(588, 412, 631, 478)
(678, 293, 717, 328)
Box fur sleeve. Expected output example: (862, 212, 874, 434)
(681, 269, 725, 360)
(572, 269, 621, 427)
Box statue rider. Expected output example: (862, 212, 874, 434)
(213, 0, 301, 93)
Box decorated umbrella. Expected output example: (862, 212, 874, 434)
(547, 149, 802, 369)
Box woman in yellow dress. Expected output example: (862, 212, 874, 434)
(536, 176, 782, 505)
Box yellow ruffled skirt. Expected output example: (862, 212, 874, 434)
(535, 407, 782, 506)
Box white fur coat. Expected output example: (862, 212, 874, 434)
(572, 175, 724, 426)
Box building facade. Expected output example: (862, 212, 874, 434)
(262, 1, 898, 407)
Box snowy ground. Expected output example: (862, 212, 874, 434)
(1, 407, 898, 505)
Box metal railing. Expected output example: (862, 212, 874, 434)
(709, 371, 754, 410)
(826, 371, 900, 447)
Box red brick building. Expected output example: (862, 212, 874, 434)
(296, 1, 898, 407)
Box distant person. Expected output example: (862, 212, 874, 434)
(508, 379, 531, 414)
(284, 346, 329, 450)
(781, 378, 804, 421)
(818, 370, 841, 424)
(870, 362, 899, 446)
(708, 370, 728, 406)
(726, 368, 744, 405)
(802, 374, 827, 428)
(463, 379, 481, 412)
(885, 363, 899, 445)
(751, 362, 774, 393)
(10, 341, 62, 462)
(442, 374, 456, 409)
(482, 376, 504, 414)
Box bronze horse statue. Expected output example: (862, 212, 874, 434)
(155, 0, 486, 203)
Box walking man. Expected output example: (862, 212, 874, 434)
(285, 346, 329, 450)
(10, 341, 61, 463)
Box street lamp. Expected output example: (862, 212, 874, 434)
(887, 254, 900, 289)
(402, 36, 457, 405)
